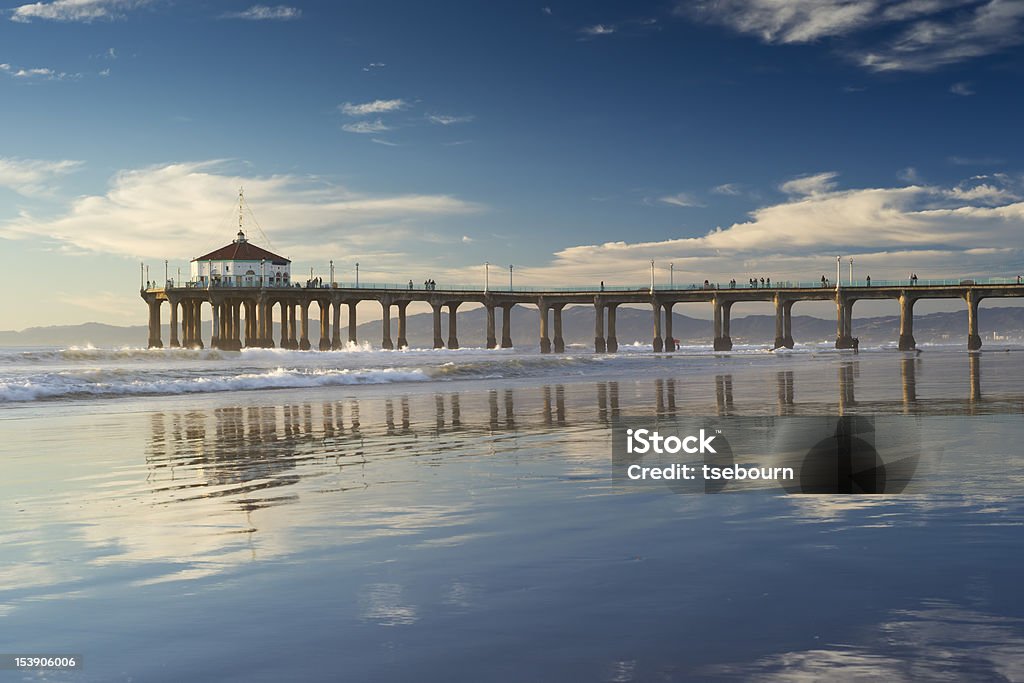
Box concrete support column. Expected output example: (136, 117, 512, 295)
(299, 302, 311, 350)
(147, 299, 163, 349)
(898, 293, 917, 351)
(773, 295, 785, 349)
(538, 301, 551, 354)
(783, 301, 794, 348)
(232, 301, 242, 349)
(397, 301, 409, 349)
(211, 300, 222, 349)
(288, 303, 298, 349)
(652, 301, 663, 352)
(967, 290, 982, 351)
(169, 300, 180, 348)
(447, 302, 460, 349)
(501, 305, 513, 348)
(485, 305, 497, 349)
(552, 304, 565, 353)
(713, 299, 733, 351)
(663, 303, 675, 352)
(835, 296, 855, 349)
(261, 301, 274, 347)
(607, 305, 618, 352)
(319, 301, 331, 351)
(279, 302, 289, 348)
(381, 299, 394, 350)
(193, 300, 204, 349)
(331, 301, 342, 350)
(242, 301, 252, 347)
(348, 302, 358, 344)
(431, 304, 444, 349)
(594, 300, 606, 353)
(181, 300, 191, 347)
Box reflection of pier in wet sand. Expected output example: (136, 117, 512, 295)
(144, 353, 1017, 510)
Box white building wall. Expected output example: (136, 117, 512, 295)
(190, 259, 291, 287)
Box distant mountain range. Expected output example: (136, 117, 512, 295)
(4, 306, 1024, 348)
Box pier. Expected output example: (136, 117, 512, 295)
(141, 278, 1024, 352)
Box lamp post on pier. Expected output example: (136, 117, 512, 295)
(670, 262, 674, 288)
(849, 258, 854, 286)
(836, 255, 841, 291)
(485, 261, 490, 293)
(509, 264, 513, 292)
(650, 260, 655, 294)
(356, 262, 360, 288)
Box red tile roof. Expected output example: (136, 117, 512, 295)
(193, 240, 289, 264)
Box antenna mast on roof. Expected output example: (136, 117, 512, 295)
(239, 186, 244, 232)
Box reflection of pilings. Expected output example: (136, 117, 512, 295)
(901, 357, 917, 409)
(349, 399, 360, 432)
(970, 352, 981, 402)
(666, 378, 676, 414)
(715, 375, 734, 414)
(504, 389, 515, 428)
(838, 362, 857, 413)
(555, 384, 566, 426)
(450, 393, 461, 427)
(597, 382, 608, 423)
(489, 389, 499, 429)
(609, 380, 620, 418)
(436, 394, 445, 430)
(776, 371, 794, 414)
(401, 396, 410, 431)
(385, 398, 395, 433)
(655, 378, 665, 415)
(543, 385, 552, 426)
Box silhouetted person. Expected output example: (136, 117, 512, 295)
(866, 275, 871, 286)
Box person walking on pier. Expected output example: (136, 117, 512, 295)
(866, 275, 871, 286)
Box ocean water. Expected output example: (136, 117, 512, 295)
(1, 344, 1022, 681)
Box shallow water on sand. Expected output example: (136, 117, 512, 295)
(1, 348, 1022, 681)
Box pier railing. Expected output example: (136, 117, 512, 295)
(146, 276, 1023, 293)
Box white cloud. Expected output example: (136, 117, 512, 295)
(426, 114, 474, 125)
(0, 62, 84, 80)
(362, 62, 386, 72)
(681, 0, 1024, 72)
(437, 174, 1024, 287)
(222, 5, 301, 20)
(0, 157, 83, 196)
(779, 171, 839, 196)
(0, 161, 483, 260)
(370, 138, 398, 146)
(712, 183, 742, 195)
(340, 99, 406, 116)
(658, 192, 703, 208)
(461, 235, 473, 243)
(542, 6, 552, 15)
(11, 0, 151, 22)
(581, 23, 615, 35)
(342, 119, 390, 134)
(950, 81, 974, 96)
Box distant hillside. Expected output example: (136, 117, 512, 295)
(4, 306, 1024, 348)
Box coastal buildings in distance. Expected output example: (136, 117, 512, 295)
(143, 231, 1024, 353)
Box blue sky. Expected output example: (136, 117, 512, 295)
(2, 0, 1024, 326)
